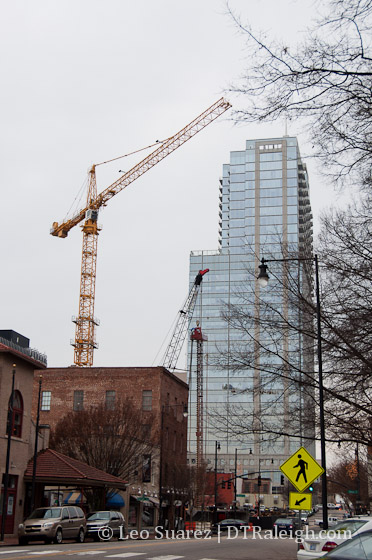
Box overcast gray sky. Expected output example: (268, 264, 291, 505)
(1, 0, 338, 369)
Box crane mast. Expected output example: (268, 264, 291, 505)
(51, 99, 231, 367)
(190, 322, 207, 507)
(71, 166, 100, 366)
(162, 269, 209, 371)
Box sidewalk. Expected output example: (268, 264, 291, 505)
(0, 536, 19, 547)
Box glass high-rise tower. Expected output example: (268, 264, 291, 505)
(187, 137, 315, 490)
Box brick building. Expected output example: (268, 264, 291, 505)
(32, 366, 188, 529)
(204, 472, 235, 509)
(0, 331, 47, 537)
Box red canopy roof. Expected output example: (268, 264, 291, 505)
(24, 448, 127, 488)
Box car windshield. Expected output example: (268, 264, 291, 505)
(331, 520, 368, 534)
(220, 519, 245, 524)
(276, 519, 293, 524)
(326, 531, 372, 559)
(87, 512, 110, 520)
(29, 508, 61, 519)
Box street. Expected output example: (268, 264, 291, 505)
(0, 534, 298, 560)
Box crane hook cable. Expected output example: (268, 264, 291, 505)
(95, 138, 171, 167)
(62, 138, 170, 223)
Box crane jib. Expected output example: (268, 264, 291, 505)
(51, 98, 231, 238)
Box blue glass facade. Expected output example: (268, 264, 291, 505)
(187, 137, 314, 480)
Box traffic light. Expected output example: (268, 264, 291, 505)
(281, 475, 285, 485)
(228, 480, 232, 489)
(258, 475, 262, 487)
(309, 485, 314, 492)
(222, 479, 226, 489)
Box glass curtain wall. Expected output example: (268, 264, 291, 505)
(187, 137, 314, 484)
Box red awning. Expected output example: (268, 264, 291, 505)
(24, 448, 127, 489)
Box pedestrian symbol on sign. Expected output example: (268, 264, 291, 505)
(294, 454, 308, 484)
(280, 446, 324, 493)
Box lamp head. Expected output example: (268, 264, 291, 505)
(257, 258, 269, 288)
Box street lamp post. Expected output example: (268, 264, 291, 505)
(258, 254, 328, 530)
(355, 443, 361, 513)
(214, 441, 220, 524)
(257, 458, 262, 516)
(0, 364, 16, 542)
(233, 446, 253, 516)
(233, 448, 237, 518)
(30, 375, 43, 513)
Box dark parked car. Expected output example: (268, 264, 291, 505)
(86, 511, 125, 540)
(18, 506, 86, 544)
(273, 517, 302, 534)
(212, 518, 250, 533)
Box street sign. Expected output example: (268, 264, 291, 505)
(289, 492, 312, 511)
(348, 490, 358, 494)
(280, 446, 324, 493)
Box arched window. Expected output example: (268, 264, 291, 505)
(7, 391, 23, 438)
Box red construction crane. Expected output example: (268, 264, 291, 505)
(51, 99, 230, 367)
(162, 269, 209, 371)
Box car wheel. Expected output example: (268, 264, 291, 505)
(76, 528, 85, 543)
(18, 537, 28, 546)
(54, 528, 63, 544)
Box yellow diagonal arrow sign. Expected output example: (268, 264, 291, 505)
(280, 446, 324, 493)
(289, 492, 312, 511)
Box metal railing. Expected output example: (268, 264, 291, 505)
(0, 336, 47, 366)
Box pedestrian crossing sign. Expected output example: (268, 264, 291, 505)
(280, 446, 324, 493)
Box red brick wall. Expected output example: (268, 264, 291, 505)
(205, 472, 235, 507)
(32, 366, 188, 463)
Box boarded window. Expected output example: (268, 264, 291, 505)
(142, 390, 152, 411)
(105, 390, 116, 410)
(73, 390, 84, 411)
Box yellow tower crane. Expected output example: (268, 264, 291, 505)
(51, 98, 231, 367)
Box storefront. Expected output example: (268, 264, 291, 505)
(129, 495, 158, 531)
